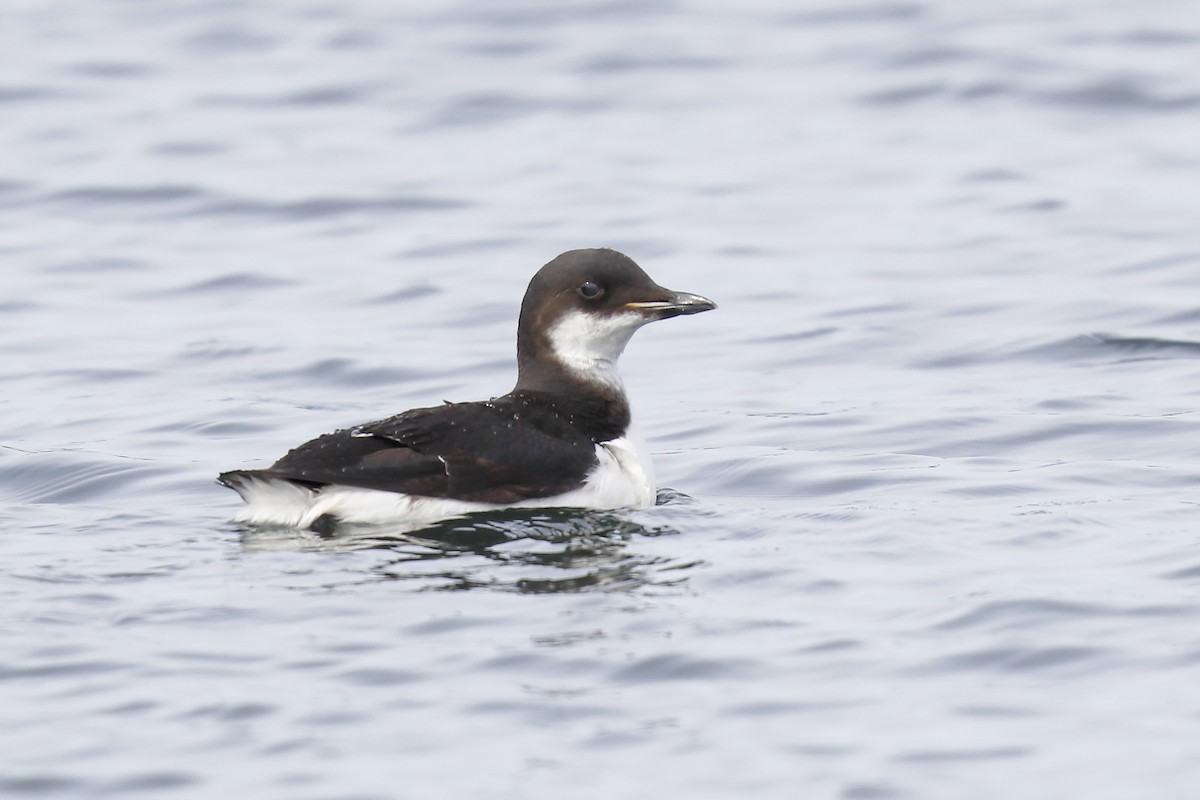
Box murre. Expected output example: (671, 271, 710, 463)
(218, 248, 716, 531)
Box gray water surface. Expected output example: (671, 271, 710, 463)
(4, 1, 1200, 798)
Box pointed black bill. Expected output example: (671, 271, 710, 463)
(625, 290, 717, 319)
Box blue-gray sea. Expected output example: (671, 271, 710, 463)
(4, 1, 1200, 798)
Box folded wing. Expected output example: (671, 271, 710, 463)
(219, 399, 599, 504)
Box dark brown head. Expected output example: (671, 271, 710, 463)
(514, 248, 716, 395)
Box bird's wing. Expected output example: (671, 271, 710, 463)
(225, 401, 599, 504)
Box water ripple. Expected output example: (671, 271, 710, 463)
(918, 332, 1200, 369)
(922, 646, 1109, 675)
(201, 84, 373, 107)
(65, 61, 150, 79)
(0, 776, 84, 796)
(0, 450, 157, 504)
(191, 194, 468, 220)
(578, 54, 728, 73)
(933, 599, 1193, 632)
(1023, 334, 1200, 362)
(857, 72, 1200, 115)
(782, 3, 924, 26)
(239, 507, 694, 594)
(47, 185, 203, 205)
(183, 25, 280, 54)
(424, 92, 609, 128)
(163, 273, 297, 296)
(101, 772, 199, 794)
(39, 184, 466, 221)
(253, 357, 429, 388)
(0, 85, 63, 103)
(610, 653, 753, 684)
(1043, 79, 1200, 112)
(895, 747, 1030, 763)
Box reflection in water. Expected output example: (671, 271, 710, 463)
(237, 503, 696, 594)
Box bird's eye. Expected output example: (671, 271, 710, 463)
(578, 281, 603, 299)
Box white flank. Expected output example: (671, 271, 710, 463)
(544, 309, 649, 390)
(555, 426, 656, 509)
(231, 475, 318, 528)
(230, 427, 656, 530)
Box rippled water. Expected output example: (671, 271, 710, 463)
(5, 1, 1200, 798)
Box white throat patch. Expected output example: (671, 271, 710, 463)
(545, 309, 649, 389)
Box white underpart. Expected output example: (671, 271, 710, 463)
(231, 427, 657, 530)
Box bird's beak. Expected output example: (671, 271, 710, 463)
(625, 290, 717, 319)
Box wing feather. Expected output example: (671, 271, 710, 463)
(233, 399, 599, 503)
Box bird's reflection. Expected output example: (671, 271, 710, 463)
(237, 495, 699, 594)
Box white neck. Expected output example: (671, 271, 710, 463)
(544, 309, 647, 393)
